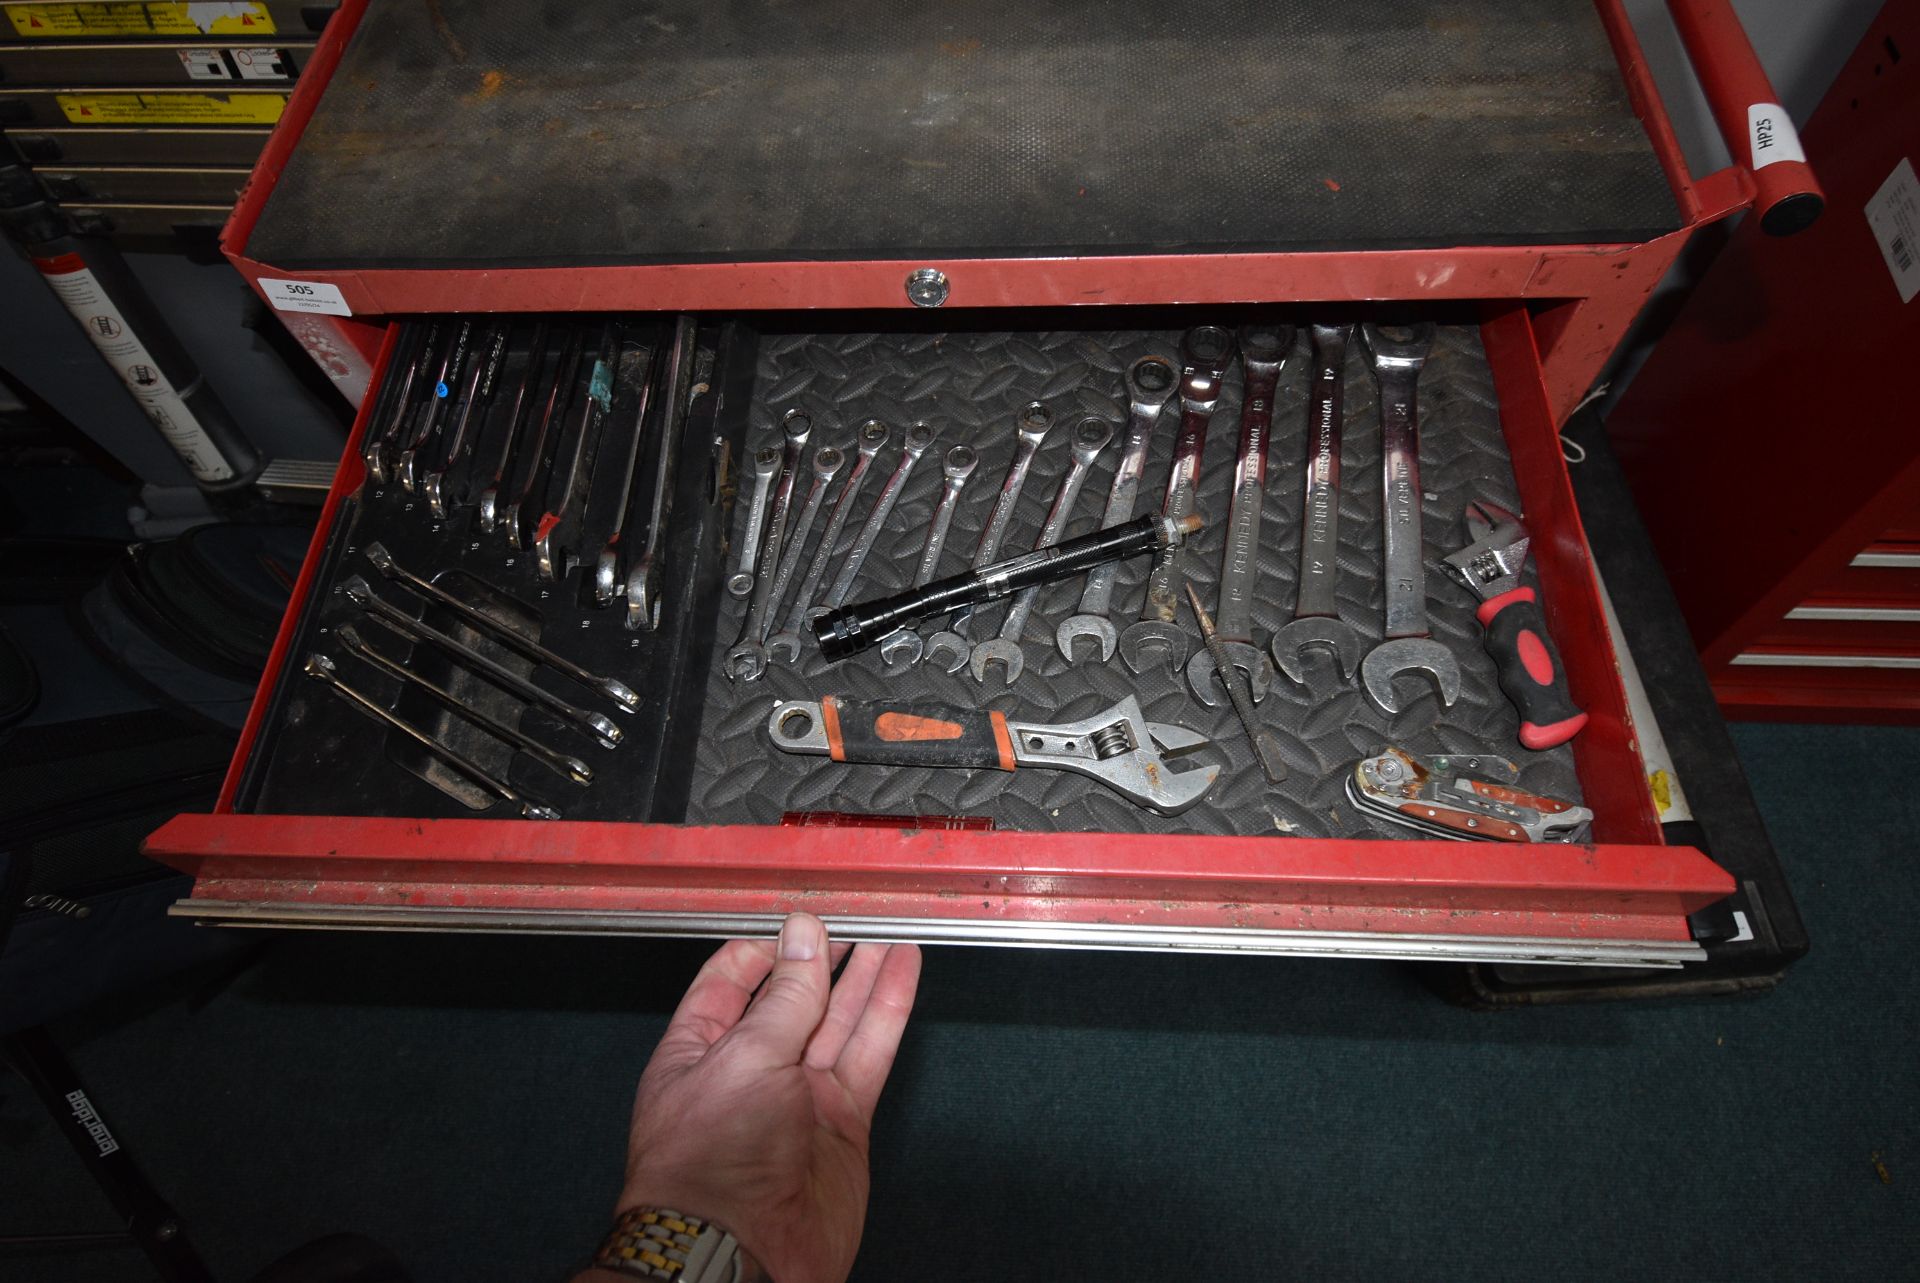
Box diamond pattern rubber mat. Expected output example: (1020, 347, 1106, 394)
(687, 324, 1583, 838)
(247, 0, 1680, 269)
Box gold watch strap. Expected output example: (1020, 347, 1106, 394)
(593, 1207, 751, 1281)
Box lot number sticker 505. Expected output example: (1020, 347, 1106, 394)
(258, 277, 352, 316)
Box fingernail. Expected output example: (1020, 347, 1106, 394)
(779, 913, 821, 962)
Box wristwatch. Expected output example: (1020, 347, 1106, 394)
(592, 1207, 765, 1281)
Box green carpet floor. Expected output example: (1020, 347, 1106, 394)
(3, 721, 1915, 1282)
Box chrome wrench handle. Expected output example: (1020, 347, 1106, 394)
(763, 445, 846, 638)
(879, 444, 978, 671)
(727, 446, 782, 598)
(820, 423, 937, 613)
(1215, 327, 1287, 643)
(622, 315, 701, 630)
(1079, 355, 1172, 619)
(303, 654, 559, 820)
(973, 417, 1112, 683)
(1138, 327, 1233, 625)
(767, 420, 889, 662)
(727, 409, 814, 680)
(1296, 323, 1350, 621)
(1371, 328, 1433, 640)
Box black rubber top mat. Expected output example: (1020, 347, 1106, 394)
(688, 324, 1583, 838)
(247, 0, 1682, 270)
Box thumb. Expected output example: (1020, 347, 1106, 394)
(726, 913, 832, 1069)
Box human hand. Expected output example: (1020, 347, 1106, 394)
(594, 914, 922, 1283)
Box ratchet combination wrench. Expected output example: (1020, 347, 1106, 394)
(1185, 324, 1292, 705)
(1355, 323, 1462, 714)
(1119, 326, 1235, 677)
(1056, 354, 1176, 664)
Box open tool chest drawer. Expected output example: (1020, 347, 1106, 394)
(144, 0, 1823, 963)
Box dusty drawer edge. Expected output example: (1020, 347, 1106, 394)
(167, 901, 1703, 968)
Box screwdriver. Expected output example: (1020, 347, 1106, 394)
(1186, 583, 1288, 783)
(815, 513, 1202, 662)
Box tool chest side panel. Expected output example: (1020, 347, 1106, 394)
(240, 0, 1681, 272)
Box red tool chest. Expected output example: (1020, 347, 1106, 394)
(142, 0, 1818, 966)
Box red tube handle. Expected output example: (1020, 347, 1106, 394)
(1665, 0, 1824, 235)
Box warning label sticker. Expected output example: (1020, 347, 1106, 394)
(1865, 157, 1919, 305)
(55, 90, 286, 125)
(6, 3, 276, 38)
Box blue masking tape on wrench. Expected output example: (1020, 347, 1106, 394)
(588, 359, 613, 411)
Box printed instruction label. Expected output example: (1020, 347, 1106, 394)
(33, 252, 235, 482)
(176, 47, 230, 80)
(230, 46, 289, 79)
(6, 2, 275, 38)
(258, 277, 353, 316)
(1865, 157, 1920, 304)
(1746, 102, 1805, 169)
(56, 90, 285, 125)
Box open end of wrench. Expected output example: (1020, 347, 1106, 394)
(1055, 615, 1117, 664)
(1184, 643, 1274, 707)
(765, 629, 805, 665)
(1117, 620, 1189, 677)
(968, 637, 1024, 685)
(1359, 638, 1463, 714)
(623, 555, 662, 633)
(1272, 617, 1367, 686)
(878, 628, 923, 673)
(422, 472, 452, 520)
(593, 544, 621, 607)
(922, 630, 970, 675)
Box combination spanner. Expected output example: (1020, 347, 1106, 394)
(363, 321, 433, 487)
(1185, 324, 1292, 705)
(878, 444, 979, 673)
(1272, 323, 1367, 685)
(398, 318, 473, 492)
(726, 446, 782, 598)
(615, 314, 701, 630)
(1056, 354, 1175, 664)
(1354, 322, 1462, 714)
(586, 324, 669, 608)
(304, 654, 560, 820)
(763, 444, 847, 649)
(925, 402, 1054, 673)
(500, 325, 586, 550)
(1119, 326, 1235, 677)
(475, 319, 550, 533)
(422, 319, 508, 520)
(335, 623, 594, 787)
(971, 416, 1112, 684)
(362, 541, 637, 710)
(723, 409, 813, 683)
(342, 575, 622, 749)
(766, 419, 890, 664)
(532, 321, 619, 581)
(813, 423, 936, 620)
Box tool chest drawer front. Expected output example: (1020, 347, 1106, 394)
(149, 310, 1732, 964)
